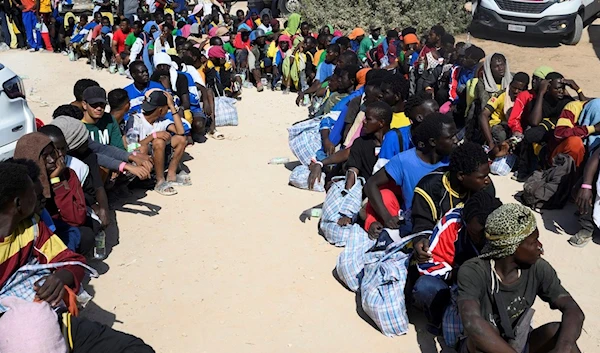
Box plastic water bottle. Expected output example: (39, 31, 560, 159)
(90, 55, 97, 70)
(303, 95, 310, 106)
(93, 230, 106, 260)
(108, 58, 117, 74)
(126, 128, 140, 152)
(268, 157, 290, 164)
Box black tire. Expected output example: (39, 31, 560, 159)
(563, 13, 583, 45)
(278, 0, 301, 15)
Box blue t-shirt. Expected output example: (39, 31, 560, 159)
(384, 148, 449, 210)
(379, 126, 413, 161)
(124, 81, 165, 115)
(316, 62, 335, 83)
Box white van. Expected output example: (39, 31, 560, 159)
(0, 64, 36, 161)
(471, 0, 600, 45)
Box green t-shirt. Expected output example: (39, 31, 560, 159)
(223, 42, 235, 55)
(125, 32, 136, 47)
(83, 113, 125, 150)
(457, 257, 569, 334)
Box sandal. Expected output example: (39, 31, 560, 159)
(568, 230, 593, 248)
(154, 181, 177, 196)
(209, 130, 225, 140)
(169, 172, 192, 187)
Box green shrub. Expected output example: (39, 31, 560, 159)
(298, 0, 471, 36)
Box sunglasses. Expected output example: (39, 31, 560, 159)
(89, 102, 106, 109)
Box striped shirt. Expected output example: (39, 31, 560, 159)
(1, 217, 86, 292)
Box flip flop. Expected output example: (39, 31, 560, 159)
(169, 172, 192, 187)
(209, 130, 225, 140)
(154, 181, 177, 196)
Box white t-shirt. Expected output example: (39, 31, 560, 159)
(65, 155, 89, 185)
(125, 112, 173, 140)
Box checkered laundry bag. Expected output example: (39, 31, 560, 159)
(0, 259, 99, 313)
(335, 224, 375, 292)
(289, 164, 325, 192)
(360, 233, 419, 336)
(490, 154, 517, 176)
(320, 173, 365, 246)
(214, 96, 239, 127)
(442, 284, 463, 348)
(288, 117, 322, 166)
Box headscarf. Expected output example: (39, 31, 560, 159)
(50, 116, 90, 152)
(278, 34, 292, 48)
(191, 4, 202, 16)
(181, 24, 191, 38)
(13, 132, 54, 198)
(356, 68, 370, 89)
(480, 203, 537, 259)
(143, 20, 157, 34)
(209, 26, 218, 37)
(326, 24, 334, 35)
(259, 8, 271, 22)
(284, 13, 301, 35)
(482, 53, 512, 94)
(333, 30, 343, 37)
(237, 23, 252, 33)
(64, 12, 75, 30)
(348, 27, 365, 40)
(403, 33, 418, 45)
(153, 52, 179, 90)
(532, 65, 554, 79)
(207, 45, 226, 59)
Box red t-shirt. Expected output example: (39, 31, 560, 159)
(112, 29, 129, 54)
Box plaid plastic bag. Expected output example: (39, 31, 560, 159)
(320, 173, 365, 246)
(288, 117, 322, 166)
(289, 164, 325, 192)
(214, 96, 239, 127)
(335, 224, 375, 292)
(490, 154, 517, 176)
(360, 233, 418, 336)
(442, 284, 463, 348)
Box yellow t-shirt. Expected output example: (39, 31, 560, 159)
(40, 0, 51, 13)
(485, 92, 507, 127)
(391, 112, 410, 129)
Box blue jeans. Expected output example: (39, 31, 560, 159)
(53, 218, 82, 251)
(22, 11, 41, 49)
(412, 275, 451, 327)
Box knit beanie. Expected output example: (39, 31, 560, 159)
(0, 297, 67, 353)
(50, 115, 89, 151)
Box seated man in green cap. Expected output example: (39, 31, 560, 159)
(457, 203, 585, 353)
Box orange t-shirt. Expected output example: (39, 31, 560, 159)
(20, 0, 36, 12)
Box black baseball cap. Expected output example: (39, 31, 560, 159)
(141, 91, 168, 112)
(82, 86, 107, 105)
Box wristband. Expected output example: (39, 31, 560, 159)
(152, 132, 157, 139)
(311, 158, 323, 168)
(581, 183, 593, 190)
(132, 151, 137, 156)
(50, 177, 61, 184)
(119, 162, 127, 173)
(577, 88, 583, 94)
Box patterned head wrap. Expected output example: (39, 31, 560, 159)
(480, 203, 537, 259)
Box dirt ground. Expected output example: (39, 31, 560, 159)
(2, 23, 600, 353)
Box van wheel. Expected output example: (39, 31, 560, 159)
(278, 0, 301, 15)
(563, 14, 583, 45)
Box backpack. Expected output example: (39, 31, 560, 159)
(516, 153, 576, 210)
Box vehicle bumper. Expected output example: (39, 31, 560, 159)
(473, 6, 577, 35)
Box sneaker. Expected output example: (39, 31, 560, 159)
(61, 50, 68, 55)
(256, 82, 264, 92)
(568, 230, 593, 248)
(283, 88, 290, 95)
(28, 48, 36, 52)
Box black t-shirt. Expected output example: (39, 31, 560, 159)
(411, 169, 496, 234)
(68, 315, 155, 353)
(346, 135, 380, 182)
(458, 257, 569, 335)
(541, 95, 573, 124)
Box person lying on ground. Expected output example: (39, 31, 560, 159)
(413, 190, 502, 337)
(125, 90, 188, 196)
(363, 113, 458, 238)
(13, 135, 97, 255)
(479, 72, 529, 159)
(375, 94, 439, 171)
(457, 203, 585, 353)
(411, 141, 494, 240)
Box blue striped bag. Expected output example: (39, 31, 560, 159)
(360, 233, 418, 336)
(289, 164, 325, 192)
(214, 96, 239, 127)
(335, 224, 375, 292)
(288, 117, 322, 166)
(320, 173, 365, 246)
(442, 284, 463, 348)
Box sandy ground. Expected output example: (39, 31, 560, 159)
(2, 24, 600, 352)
